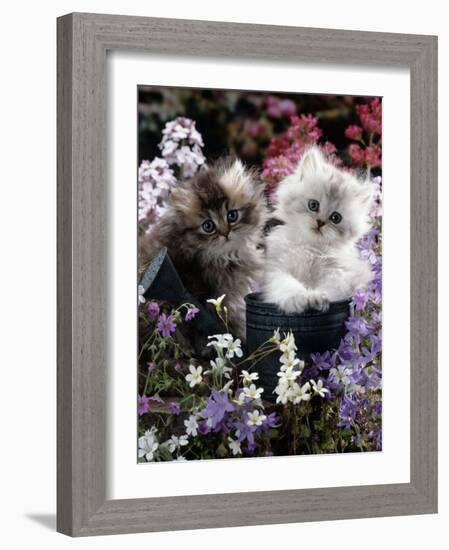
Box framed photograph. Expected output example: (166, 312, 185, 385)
(57, 13, 437, 536)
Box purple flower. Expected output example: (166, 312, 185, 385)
(234, 420, 257, 445)
(147, 362, 156, 372)
(197, 419, 212, 435)
(156, 313, 177, 337)
(199, 390, 235, 429)
(337, 395, 357, 429)
(310, 351, 332, 371)
(168, 401, 181, 416)
(138, 394, 151, 416)
(185, 306, 199, 321)
(147, 301, 160, 318)
(345, 316, 371, 342)
(338, 343, 357, 363)
(352, 290, 369, 311)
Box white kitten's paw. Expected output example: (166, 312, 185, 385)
(277, 293, 309, 314)
(307, 291, 330, 312)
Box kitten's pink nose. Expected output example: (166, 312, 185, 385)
(317, 219, 326, 229)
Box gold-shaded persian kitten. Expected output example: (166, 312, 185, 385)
(139, 158, 267, 338)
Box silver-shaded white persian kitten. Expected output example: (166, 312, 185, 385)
(263, 146, 375, 313)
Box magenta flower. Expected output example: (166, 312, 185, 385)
(138, 394, 151, 416)
(185, 306, 199, 321)
(356, 98, 382, 135)
(156, 313, 177, 337)
(345, 125, 363, 141)
(348, 143, 365, 164)
(147, 301, 160, 318)
(365, 144, 382, 168)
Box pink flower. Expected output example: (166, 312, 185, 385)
(265, 96, 295, 118)
(279, 99, 296, 117)
(345, 125, 363, 141)
(365, 145, 382, 168)
(156, 313, 177, 337)
(348, 144, 366, 165)
(286, 114, 323, 144)
(261, 155, 297, 189)
(266, 136, 291, 158)
(243, 120, 267, 137)
(356, 98, 382, 135)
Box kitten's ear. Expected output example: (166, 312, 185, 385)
(230, 158, 245, 177)
(296, 147, 325, 179)
(169, 185, 194, 215)
(356, 179, 376, 213)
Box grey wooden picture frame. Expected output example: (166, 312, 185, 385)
(57, 12, 438, 537)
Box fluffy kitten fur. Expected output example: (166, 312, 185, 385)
(140, 157, 266, 338)
(263, 146, 374, 313)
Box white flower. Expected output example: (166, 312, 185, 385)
(168, 434, 189, 453)
(277, 367, 300, 384)
(222, 380, 234, 393)
(184, 415, 199, 437)
(280, 352, 303, 370)
(329, 366, 353, 386)
(270, 328, 281, 344)
(242, 384, 264, 401)
(289, 382, 312, 405)
(228, 437, 242, 456)
(138, 285, 146, 304)
(226, 338, 243, 359)
(176, 455, 187, 461)
(246, 409, 266, 427)
(310, 379, 330, 398)
(138, 428, 159, 461)
(240, 370, 259, 385)
(274, 382, 291, 405)
(207, 333, 233, 349)
(206, 294, 226, 312)
(279, 332, 297, 355)
(207, 356, 233, 379)
(138, 157, 176, 226)
(185, 365, 203, 388)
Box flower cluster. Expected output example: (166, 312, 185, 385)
(159, 117, 206, 178)
(261, 114, 338, 194)
(138, 117, 206, 232)
(138, 158, 176, 229)
(345, 98, 382, 170)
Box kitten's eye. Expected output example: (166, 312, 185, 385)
(329, 211, 342, 224)
(201, 219, 216, 233)
(227, 209, 239, 224)
(308, 199, 320, 212)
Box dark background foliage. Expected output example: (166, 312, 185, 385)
(138, 86, 379, 169)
